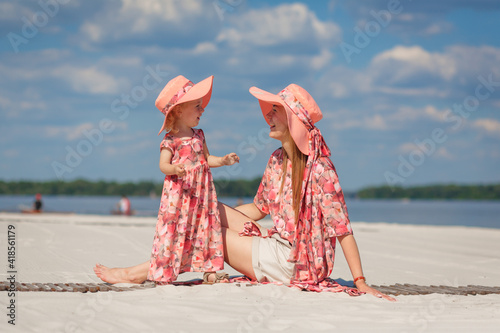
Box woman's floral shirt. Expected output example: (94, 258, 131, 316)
(254, 148, 353, 285)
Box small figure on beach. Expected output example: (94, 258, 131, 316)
(33, 193, 43, 212)
(96, 75, 238, 285)
(94, 82, 395, 301)
(116, 195, 131, 215)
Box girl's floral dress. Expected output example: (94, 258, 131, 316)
(147, 128, 224, 283)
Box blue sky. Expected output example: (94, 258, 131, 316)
(1, 0, 499, 191)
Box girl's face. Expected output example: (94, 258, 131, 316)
(266, 104, 289, 141)
(178, 98, 204, 128)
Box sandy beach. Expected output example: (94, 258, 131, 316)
(1, 212, 499, 332)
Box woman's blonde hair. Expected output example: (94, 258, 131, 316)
(164, 104, 183, 134)
(279, 132, 308, 222)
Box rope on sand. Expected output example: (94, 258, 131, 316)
(0, 281, 156, 293)
(369, 284, 500, 296)
(0, 281, 499, 295)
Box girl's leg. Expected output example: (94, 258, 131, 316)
(218, 202, 251, 232)
(222, 227, 256, 280)
(94, 261, 149, 284)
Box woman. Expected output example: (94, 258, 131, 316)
(94, 83, 395, 301)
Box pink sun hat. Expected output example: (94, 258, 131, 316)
(249, 84, 323, 155)
(155, 75, 214, 135)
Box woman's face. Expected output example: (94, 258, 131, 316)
(266, 104, 289, 141)
(178, 98, 204, 128)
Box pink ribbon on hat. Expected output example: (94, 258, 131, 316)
(278, 88, 331, 158)
(162, 81, 194, 115)
(277, 87, 337, 285)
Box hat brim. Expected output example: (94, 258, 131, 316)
(249, 87, 310, 155)
(158, 75, 214, 135)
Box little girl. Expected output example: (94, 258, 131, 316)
(146, 75, 239, 284)
(94, 75, 237, 284)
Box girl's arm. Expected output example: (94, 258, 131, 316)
(203, 141, 239, 168)
(159, 148, 186, 176)
(338, 234, 397, 301)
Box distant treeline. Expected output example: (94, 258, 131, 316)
(1, 180, 499, 200)
(357, 184, 500, 200)
(0, 178, 263, 198)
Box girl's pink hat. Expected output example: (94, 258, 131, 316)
(155, 75, 214, 135)
(249, 84, 323, 155)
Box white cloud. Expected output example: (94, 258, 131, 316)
(324, 45, 500, 99)
(397, 144, 453, 160)
(397, 142, 419, 154)
(392, 105, 450, 123)
(339, 0, 500, 37)
(192, 42, 218, 55)
(79, 0, 215, 45)
(372, 45, 456, 82)
(0, 49, 128, 96)
(472, 118, 500, 137)
(211, 3, 340, 73)
(331, 113, 388, 131)
(44, 123, 94, 141)
(51, 65, 123, 95)
(435, 147, 454, 159)
(3, 149, 19, 158)
(422, 22, 453, 36)
(311, 49, 334, 70)
(328, 104, 452, 133)
(43, 122, 129, 141)
(0, 2, 32, 21)
(218, 3, 341, 49)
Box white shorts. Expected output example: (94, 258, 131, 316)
(252, 233, 295, 284)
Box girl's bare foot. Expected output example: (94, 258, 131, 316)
(203, 271, 230, 284)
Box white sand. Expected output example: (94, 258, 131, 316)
(1, 212, 499, 332)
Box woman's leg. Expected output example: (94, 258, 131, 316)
(94, 261, 149, 284)
(94, 204, 257, 284)
(222, 227, 256, 280)
(218, 202, 258, 279)
(218, 202, 251, 232)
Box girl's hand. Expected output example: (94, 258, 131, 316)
(355, 280, 397, 302)
(173, 164, 186, 177)
(222, 153, 240, 166)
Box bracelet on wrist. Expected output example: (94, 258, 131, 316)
(354, 276, 366, 284)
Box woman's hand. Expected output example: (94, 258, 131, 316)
(355, 280, 397, 302)
(222, 153, 240, 166)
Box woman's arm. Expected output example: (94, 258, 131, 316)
(159, 148, 186, 176)
(234, 203, 267, 222)
(338, 234, 396, 301)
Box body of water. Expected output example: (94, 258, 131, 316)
(1, 195, 499, 229)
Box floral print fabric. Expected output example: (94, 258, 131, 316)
(254, 148, 352, 286)
(147, 128, 224, 283)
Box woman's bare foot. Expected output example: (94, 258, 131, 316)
(93, 263, 147, 284)
(94, 264, 129, 284)
(94, 261, 150, 284)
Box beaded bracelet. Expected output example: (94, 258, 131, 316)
(354, 276, 366, 284)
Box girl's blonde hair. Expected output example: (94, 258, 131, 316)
(279, 131, 308, 222)
(164, 104, 183, 134)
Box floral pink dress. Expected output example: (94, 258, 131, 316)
(147, 128, 224, 283)
(253, 148, 353, 285)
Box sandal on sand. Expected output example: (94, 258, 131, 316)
(203, 272, 229, 284)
